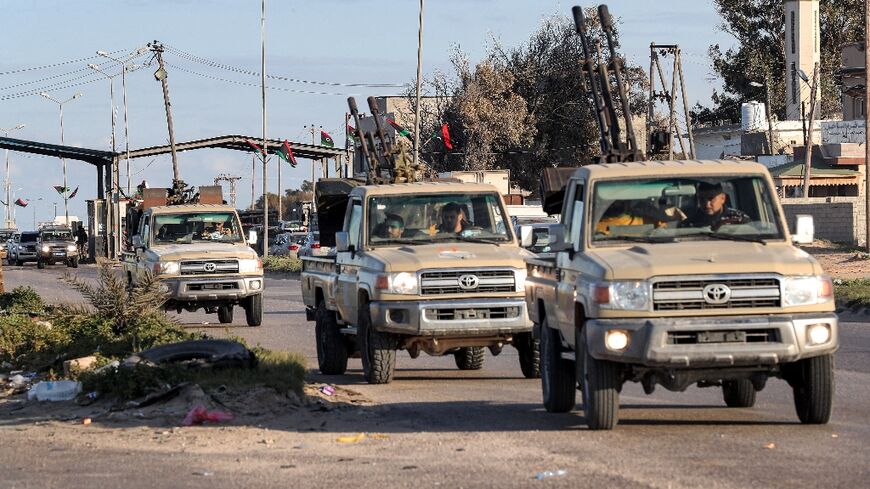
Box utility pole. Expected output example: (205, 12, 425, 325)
(251, 154, 256, 210)
(260, 0, 269, 257)
(149, 41, 180, 183)
(214, 174, 242, 208)
(802, 62, 819, 198)
(1, 124, 25, 228)
(765, 75, 776, 154)
(864, 0, 870, 251)
(648, 44, 694, 159)
(413, 0, 425, 167)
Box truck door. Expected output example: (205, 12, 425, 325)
(135, 213, 152, 282)
(555, 180, 584, 339)
(335, 199, 363, 322)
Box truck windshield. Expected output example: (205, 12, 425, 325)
(367, 193, 511, 246)
(41, 231, 72, 241)
(590, 176, 784, 245)
(152, 212, 243, 244)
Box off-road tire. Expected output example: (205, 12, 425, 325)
(15, 258, 22, 266)
(722, 379, 757, 408)
(515, 332, 541, 379)
(454, 347, 486, 370)
(67, 257, 78, 268)
(792, 354, 834, 424)
(217, 305, 234, 324)
(36, 259, 45, 269)
(244, 294, 263, 327)
(359, 302, 396, 384)
(540, 316, 576, 413)
(315, 301, 348, 375)
(579, 330, 620, 430)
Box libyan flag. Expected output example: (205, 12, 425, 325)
(276, 140, 297, 167)
(14, 198, 28, 207)
(346, 124, 356, 142)
(386, 118, 413, 141)
(53, 185, 69, 195)
(245, 139, 268, 157)
(321, 130, 334, 147)
(69, 186, 79, 199)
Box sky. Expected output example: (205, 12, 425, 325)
(0, 0, 734, 228)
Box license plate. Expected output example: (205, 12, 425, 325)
(457, 309, 489, 320)
(53, 252, 65, 256)
(697, 331, 746, 343)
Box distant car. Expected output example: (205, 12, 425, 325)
(280, 220, 306, 233)
(297, 231, 331, 257)
(0, 229, 16, 260)
(9, 231, 39, 265)
(269, 232, 307, 258)
(36, 226, 78, 268)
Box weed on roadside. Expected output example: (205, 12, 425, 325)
(262, 256, 302, 273)
(834, 278, 870, 309)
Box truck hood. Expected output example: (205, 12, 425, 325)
(367, 243, 532, 272)
(588, 241, 822, 279)
(148, 242, 257, 261)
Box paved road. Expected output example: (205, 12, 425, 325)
(3, 263, 869, 488)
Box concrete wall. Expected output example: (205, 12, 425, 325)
(821, 120, 865, 144)
(781, 196, 866, 246)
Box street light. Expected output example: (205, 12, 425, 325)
(32, 197, 43, 229)
(39, 92, 82, 226)
(10, 187, 22, 226)
(1, 123, 25, 228)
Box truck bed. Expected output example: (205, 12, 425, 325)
(301, 256, 338, 317)
(524, 255, 558, 326)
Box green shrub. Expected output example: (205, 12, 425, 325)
(262, 255, 302, 273)
(0, 286, 46, 314)
(835, 279, 870, 309)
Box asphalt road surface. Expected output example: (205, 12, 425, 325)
(2, 263, 869, 488)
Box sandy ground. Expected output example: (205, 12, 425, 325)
(804, 242, 870, 279)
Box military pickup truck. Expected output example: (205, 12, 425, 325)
(122, 197, 263, 327)
(524, 160, 837, 429)
(36, 225, 78, 268)
(301, 179, 538, 383)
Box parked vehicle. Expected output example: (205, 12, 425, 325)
(269, 232, 306, 257)
(0, 228, 17, 261)
(297, 231, 331, 257)
(9, 231, 38, 266)
(4, 232, 20, 265)
(36, 226, 78, 268)
(524, 160, 837, 429)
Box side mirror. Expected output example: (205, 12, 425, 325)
(547, 223, 569, 250)
(132, 235, 144, 249)
(519, 225, 534, 247)
(335, 231, 350, 253)
(792, 214, 814, 245)
(248, 230, 258, 245)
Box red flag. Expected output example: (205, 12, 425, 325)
(276, 139, 297, 167)
(69, 186, 79, 199)
(14, 198, 28, 207)
(441, 123, 453, 150)
(245, 139, 268, 156)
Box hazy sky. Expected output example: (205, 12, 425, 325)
(0, 0, 734, 227)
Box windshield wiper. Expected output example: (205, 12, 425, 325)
(595, 235, 676, 244)
(689, 231, 768, 245)
(372, 238, 421, 246)
(448, 235, 505, 245)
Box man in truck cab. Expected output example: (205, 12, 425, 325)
(682, 182, 750, 230)
(437, 202, 471, 234)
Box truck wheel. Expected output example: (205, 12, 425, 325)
(454, 347, 485, 370)
(15, 258, 22, 266)
(579, 331, 620, 430)
(515, 332, 541, 379)
(359, 304, 396, 384)
(244, 294, 263, 327)
(792, 354, 834, 424)
(540, 317, 576, 413)
(315, 302, 348, 375)
(36, 259, 45, 269)
(67, 257, 79, 268)
(217, 305, 234, 324)
(722, 379, 756, 408)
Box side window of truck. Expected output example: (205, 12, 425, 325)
(347, 201, 362, 249)
(567, 183, 585, 250)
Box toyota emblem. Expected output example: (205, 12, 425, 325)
(458, 274, 479, 290)
(702, 283, 731, 304)
(203, 262, 217, 273)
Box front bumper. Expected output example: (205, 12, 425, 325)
(161, 275, 264, 302)
(583, 313, 838, 367)
(370, 298, 533, 336)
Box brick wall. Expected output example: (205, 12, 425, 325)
(781, 197, 867, 246)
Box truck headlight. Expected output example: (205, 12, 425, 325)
(604, 329, 630, 351)
(41, 245, 50, 252)
(782, 276, 833, 306)
(152, 261, 179, 275)
(376, 272, 418, 295)
(514, 268, 528, 292)
(239, 258, 263, 273)
(67, 244, 77, 252)
(593, 281, 650, 311)
(806, 323, 831, 346)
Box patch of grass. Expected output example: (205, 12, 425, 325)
(262, 255, 302, 273)
(834, 278, 870, 309)
(0, 286, 46, 315)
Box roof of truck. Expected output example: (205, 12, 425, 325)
(147, 204, 238, 214)
(356, 181, 501, 196)
(578, 159, 770, 179)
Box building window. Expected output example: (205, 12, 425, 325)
(791, 62, 798, 104)
(791, 11, 795, 54)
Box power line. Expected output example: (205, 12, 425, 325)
(165, 62, 355, 96)
(0, 49, 127, 76)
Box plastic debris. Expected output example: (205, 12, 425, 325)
(27, 381, 82, 401)
(763, 442, 776, 449)
(82, 418, 92, 425)
(320, 385, 335, 396)
(182, 405, 234, 426)
(336, 433, 366, 444)
(535, 469, 567, 480)
(9, 374, 27, 386)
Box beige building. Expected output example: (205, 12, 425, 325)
(784, 0, 821, 121)
(840, 42, 866, 121)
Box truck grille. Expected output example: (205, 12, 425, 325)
(652, 277, 781, 311)
(420, 270, 515, 295)
(668, 328, 780, 345)
(180, 259, 239, 275)
(187, 282, 239, 291)
(424, 306, 520, 321)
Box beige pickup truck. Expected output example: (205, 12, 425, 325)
(122, 203, 264, 326)
(524, 160, 837, 429)
(301, 179, 538, 383)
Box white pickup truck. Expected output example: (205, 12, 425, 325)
(301, 179, 538, 383)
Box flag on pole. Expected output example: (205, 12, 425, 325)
(346, 124, 356, 142)
(14, 198, 28, 207)
(276, 140, 297, 167)
(245, 139, 268, 157)
(441, 123, 453, 150)
(69, 186, 79, 199)
(53, 185, 69, 195)
(320, 130, 334, 147)
(386, 118, 413, 141)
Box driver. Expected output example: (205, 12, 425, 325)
(437, 202, 470, 234)
(682, 182, 750, 230)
